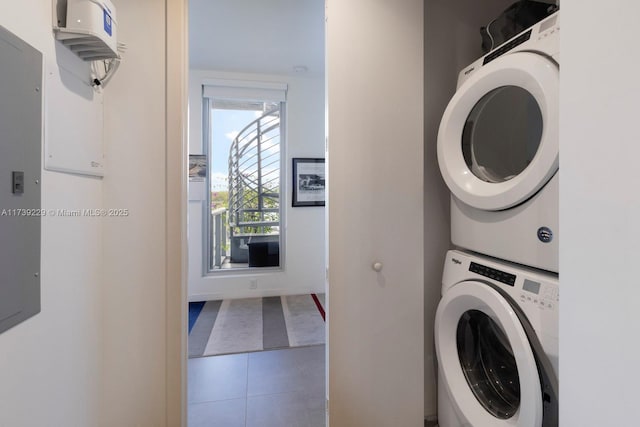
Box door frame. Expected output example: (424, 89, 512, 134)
(166, 0, 188, 425)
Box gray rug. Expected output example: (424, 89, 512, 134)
(189, 294, 326, 358)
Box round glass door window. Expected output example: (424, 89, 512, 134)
(462, 86, 543, 183)
(457, 310, 520, 419)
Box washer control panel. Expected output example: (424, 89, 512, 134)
(469, 262, 516, 286)
(519, 279, 559, 312)
(464, 258, 558, 312)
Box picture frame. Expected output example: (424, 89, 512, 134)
(292, 158, 325, 207)
(189, 154, 207, 181)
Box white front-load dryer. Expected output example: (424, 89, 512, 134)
(435, 250, 558, 427)
(438, 12, 560, 273)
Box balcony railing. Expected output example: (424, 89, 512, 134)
(215, 107, 281, 265)
(228, 108, 280, 235)
(210, 207, 227, 269)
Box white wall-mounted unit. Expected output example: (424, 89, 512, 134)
(55, 0, 119, 61)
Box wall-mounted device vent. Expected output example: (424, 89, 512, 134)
(54, 0, 119, 61)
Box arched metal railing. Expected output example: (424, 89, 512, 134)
(227, 108, 280, 235)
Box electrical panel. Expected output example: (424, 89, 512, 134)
(0, 26, 42, 334)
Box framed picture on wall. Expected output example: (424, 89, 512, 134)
(292, 158, 325, 207)
(189, 154, 207, 181)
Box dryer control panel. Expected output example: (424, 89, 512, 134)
(483, 29, 532, 65)
(457, 11, 560, 87)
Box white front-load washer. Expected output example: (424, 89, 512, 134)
(435, 250, 558, 427)
(438, 12, 560, 273)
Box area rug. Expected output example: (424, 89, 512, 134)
(188, 294, 326, 358)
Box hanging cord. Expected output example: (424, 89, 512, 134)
(485, 17, 498, 52)
(90, 42, 126, 89)
(91, 58, 119, 88)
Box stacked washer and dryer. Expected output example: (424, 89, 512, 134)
(434, 11, 560, 427)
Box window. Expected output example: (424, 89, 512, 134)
(203, 80, 287, 271)
(462, 86, 542, 183)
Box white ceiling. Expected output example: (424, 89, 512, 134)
(189, 0, 325, 78)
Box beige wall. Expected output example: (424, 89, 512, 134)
(327, 0, 425, 425)
(0, 1, 183, 425)
(101, 0, 174, 425)
(0, 2, 104, 425)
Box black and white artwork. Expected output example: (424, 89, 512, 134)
(292, 158, 325, 207)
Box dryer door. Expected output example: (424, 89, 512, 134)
(437, 52, 558, 211)
(435, 280, 543, 427)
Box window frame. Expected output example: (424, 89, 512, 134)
(201, 80, 287, 274)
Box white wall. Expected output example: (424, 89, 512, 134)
(423, 0, 514, 417)
(188, 70, 325, 300)
(101, 0, 170, 425)
(0, 2, 103, 426)
(560, 1, 640, 425)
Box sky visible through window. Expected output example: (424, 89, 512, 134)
(210, 108, 260, 192)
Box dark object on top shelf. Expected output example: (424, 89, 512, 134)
(481, 1, 558, 54)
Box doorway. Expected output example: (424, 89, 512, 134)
(185, 0, 327, 426)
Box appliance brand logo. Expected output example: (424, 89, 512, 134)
(103, 9, 113, 36)
(537, 227, 553, 243)
(464, 67, 475, 75)
(451, 258, 462, 265)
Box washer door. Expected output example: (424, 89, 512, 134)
(437, 52, 558, 211)
(435, 281, 543, 426)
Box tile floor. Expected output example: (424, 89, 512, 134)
(189, 343, 439, 427)
(188, 344, 326, 427)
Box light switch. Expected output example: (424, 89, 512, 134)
(12, 171, 24, 194)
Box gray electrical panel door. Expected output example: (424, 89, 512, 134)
(0, 26, 42, 334)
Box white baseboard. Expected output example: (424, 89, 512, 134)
(189, 287, 325, 302)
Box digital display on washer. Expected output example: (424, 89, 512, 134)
(483, 29, 532, 65)
(469, 262, 516, 286)
(523, 279, 541, 295)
